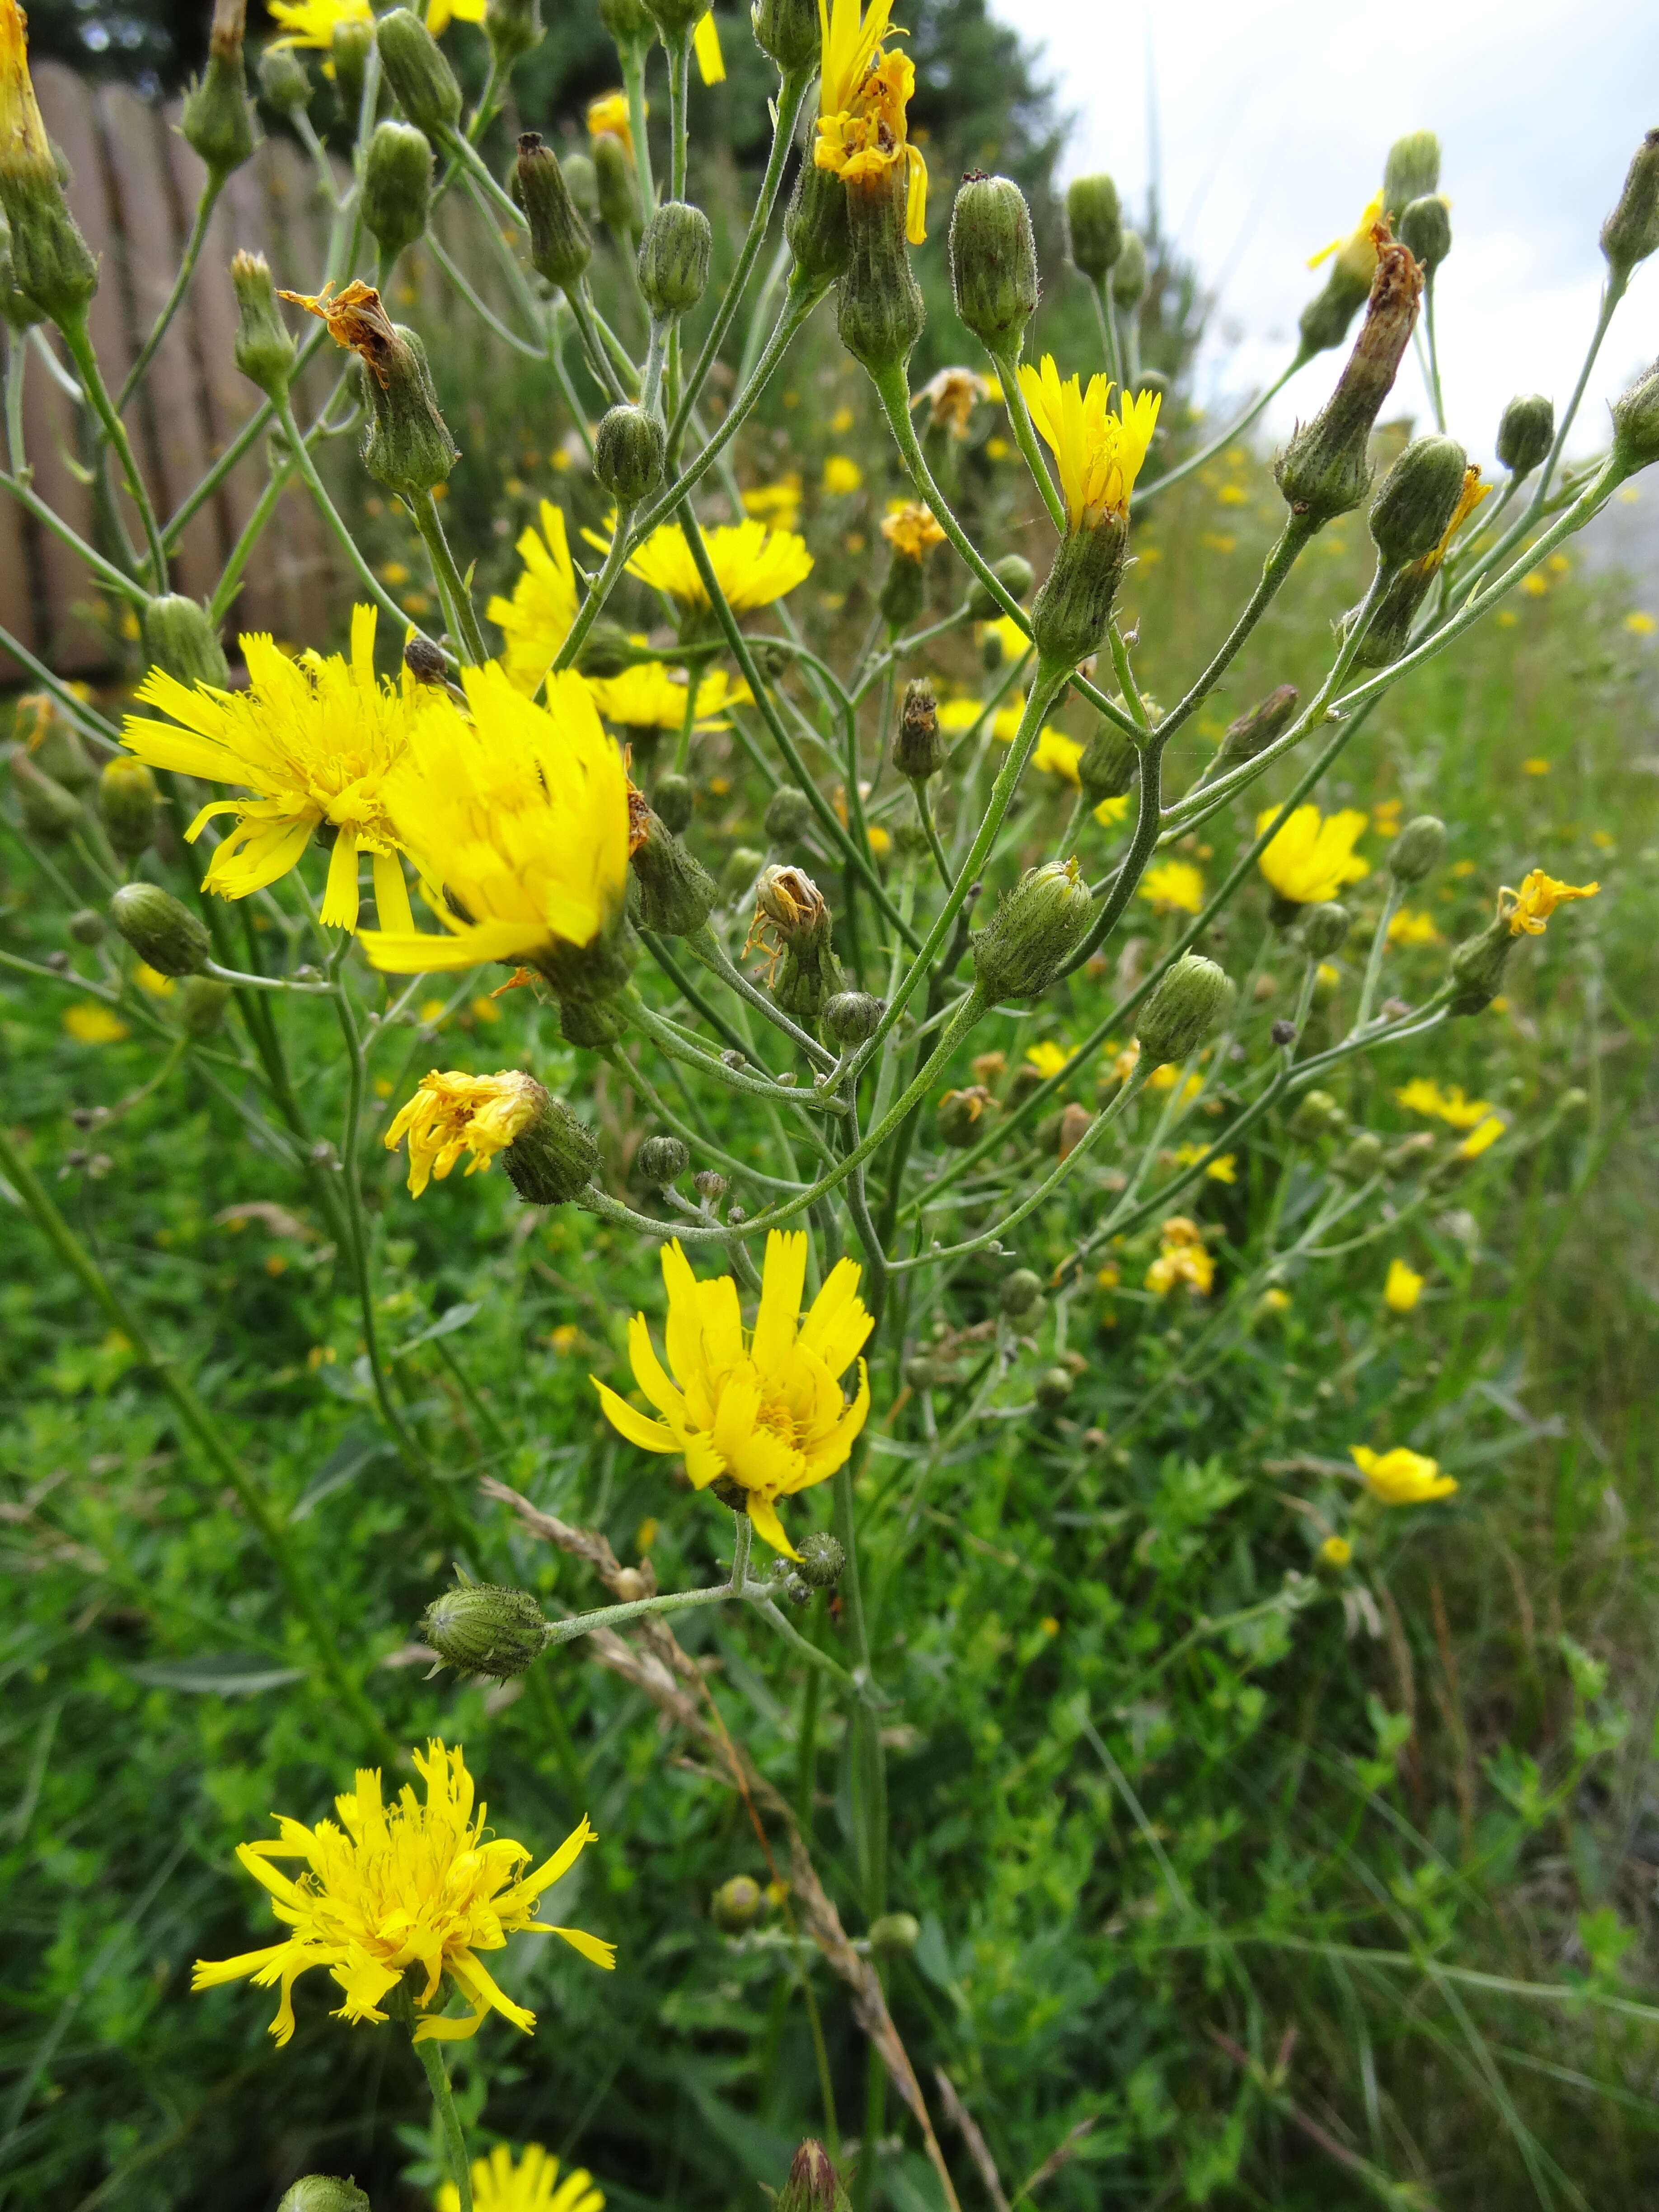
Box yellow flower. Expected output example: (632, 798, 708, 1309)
(120, 605, 425, 933)
(1145, 1216, 1214, 1298)
(267, 0, 371, 52)
(1386, 909, 1441, 947)
(135, 963, 176, 997)
(692, 9, 725, 84)
(1308, 189, 1386, 283)
(1148, 1064, 1201, 1100)
(1093, 792, 1131, 827)
(1031, 727, 1083, 785)
(912, 366, 996, 438)
(1016, 356, 1161, 530)
(981, 613, 1031, 664)
(593, 1230, 873, 1560)
(487, 501, 579, 695)
(1319, 1534, 1353, 1568)
(1521, 757, 1550, 776)
(822, 454, 863, 495)
(0, 0, 56, 164)
(1458, 1115, 1504, 1160)
(814, 0, 928, 244)
(1024, 1040, 1070, 1080)
(1175, 1143, 1236, 1183)
(425, 0, 485, 33)
(384, 1069, 542, 1197)
(586, 663, 749, 732)
(1139, 860, 1205, 915)
(605, 520, 813, 613)
(936, 695, 984, 733)
(1255, 804, 1368, 905)
(1371, 798, 1401, 835)
(1383, 1257, 1424, 1313)
(1351, 1444, 1456, 1507)
(439, 2143, 604, 2212)
(742, 474, 804, 530)
(1393, 1078, 1491, 1129)
(1500, 868, 1599, 937)
(881, 500, 947, 560)
(62, 1001, 129, 1045)
(358, 664, 630, 978)
(191, 1741, 614, 2048)
(1625, 610, 1656, 637)
(586, 91, 633, 155)
(867, 823, 892, 855)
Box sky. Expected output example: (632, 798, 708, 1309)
(993, 0, 1659, 473)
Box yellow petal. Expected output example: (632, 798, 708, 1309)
(321, 825, 361, 930)
(371, 847, 415, 935)
(751, 1229, 808, 1375)
(552, 1925, 618, 1969)
(692, 9, 725, 83)
(746, 1494, 801, 1561)
(592, 1378, 681, 1454)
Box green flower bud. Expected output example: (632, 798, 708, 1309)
(796, 1529, 845, 1586)
(362, 120, 433, 267)
(935, 1085, 996, 1146)
(1398, 194, 1451, 275)
(1218, 685, 1298, 767)
(1289, 1087, 1345, 1142)
(629, 804, 718, 936)
(837, 164, 925, 375)
(972, 856, 1095, 1000)
(11, 751, 81, 841)
(98, 756, 158, 858)
(1066, 173, 1121, 281)
(276, 2180, 371, 2212)
(965, 553, 1033, 620)
(1446, 912, 1515, 1018)
(142, 593, 231, 689)
(257, 43, 312, 116)
(1601, 129, 1659, 280)
(998, 1266, 1043, 1318)
(598, 0, 653, 45)
(1382, 131, 1440, 219)
(231, 249, 295, 400)
(1276, 239, 1423, 528)
(1134, 951, 1235, 1067)
(1384, 1131, 1436, 1176)
(1496, 393, 1553, 478)
(0, 19, 98, 326)
(182, 4, 255, 183)
(421, 1576, 552, 1678)
(879, 548, 924, 630)
(1369, 434, 1467, 566)
(1078, 717, 1139, 802)
(594, 403, 665, 505)
(17, 696, 93, 787)
(778, 2141, 852, 2212)
(641, 0, 706, 30)
(355, 314, 459, 499)
(786, 159, 849, 281)
(652, 771, 694, 834)
(820, 989, 884, 1045)
(0, 215, 42, 333)
(574, 616, 633, 678)
(1334, 1130, 1384, 1183)
(722, 845, 764, 899)
(711, 1875, 766, 1932)
(562, 150, 600, 220)
(176, 974, 232, 1038)
(1006, 1062, 1045, 1106)
(764, 784, 815, 846)
(893, 676, 945, 779)
(1031, 512, 1130, 665)
(593, 130, 640, 242)
(1300, 901, 1350, 957)
(1035, 1365, 1073, 1411)
(752, 0, 820, 72)
(1296, 262, 1371, 362)
(375, 8, 462, 138)
(500, 1082, 603, 1200)
(637, 1133, 690, 1185)
(948, 172, 1038, 354)
(67, 905, 103, 945)
(1389, 814, 1446, 885)
(485, 0, 544, 69)
(111, 882, 211, 977)
(1111, 229, 1148, 310)
(1611, 356, 1659, 478)
(638, 199, 712, 319)
(558, 994, 629, 1048)
(330, 19, 374, 121)
(867, 1910, 921, 1955)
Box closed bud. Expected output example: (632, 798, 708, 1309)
(1035, 1365, 1073, 1411)
(0, 216, 41, 333)
(1111, 229, 1148, 310)
(562, 149, 600, 220)
(330, 19, 374, 121)
(592, 130, 640, 241)
(711, 1875, 766, 1932)
(629, 802, 717, 936)
(594, 403, 665, 505)
(182, 1, 255, 182)
(375, 8, 462, 138)
(821, 989, 884, 1045)
(893, 676, 945, 779)
(1495, 392, 1553, 478)
(764, 785, 815, 847)
(362, 120, 433, 266)
(20, 696, 92, 787)
(751, 0, 820, 72)
(1066, 173, 1121, 281)
(867, 1910, 920, 1955)
(1134, 951, 1235, 1067)
(1078, 717, 1139, 802)
(1384, 1131, 1436, 1176)
(1276, 239, 1422, 528)
(722, 845, 763, 899)
(1382, 130, 1440, 220)
(694, 1168, 728, 1201)
(67, 905, 104, 945)
(1334, 1130, 1383, 1183)
(653, 771, 694, 833)
(1031, 512, 1130, 665)
(973, 855, 1094, 1000)
(778, 2141, 851, 2212)
(1288, 1089, 1345, 1143)
(500, 1082, 603, 1201)
(796, 1529, 845, 1587)
(1301, 901, 1350, 957)
(1610, 356, 1659, 478)
(641, 0, 705, 30)
(837, 164, 925, 375)
(1600, 129, 1659, 280)
(11, 750, 81, 841)
(231, 249, 295, 399)
(999, 1266, 1043, 1318)
(485, 0, 544, 69)
(1446, 911, 1514, 1018)
(1369, 434, 1467, 566)
(574, 617, 633, 678)
(637, 1133, 690, 1185)
(142, 592, 231, 689)
(784, 158, 849, 282)
(420, 1576, 552, 1678)
(965, 553, 1033, 619)
(1389, 814, 1446, 885)
(1218, 684, 1298, 766)
(111, 882, 211, 977)
(598, 0, 653, 44)
(257, 43, 311, 115)
(0, 0, 98, 324)
(98, 755, 158, 858)
(638, 199, 712, 318)
(177, 974, 232, 1039)
(558, 994, 629, 1048)
(277, 2181, 371, 2212)
(949, 172, 1038, 354)
(935, 1085, 995, 1146)
(1398, 194, 1451, 275)
(879, 548, 924, 630)
(1297, 261, 1371, 361)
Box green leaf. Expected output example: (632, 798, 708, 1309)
(125, 1654, 309, 1696)
(393, 1300, 483, 1359)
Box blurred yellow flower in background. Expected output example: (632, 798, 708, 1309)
(487, 501, 579, 693)
(1352, 1445, 1456, 1506)
(1383, 1257, 1424, 1312)
(1256, 804, 1368, 904)
(1139, 860, 1205, 915)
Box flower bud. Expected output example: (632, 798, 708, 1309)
(375, 7, 462, 138)
(1334, 1130, 1383, 1183)
(1384, 1131, 1436, 1176)
(653, 770, 694, 833)
(972, 856, 1094, 1000)
(98, 755, 158, 858)
(1289, 1088, 1345, 1142)
(575, 617, 633, 679)
(751, 0, 820, 73)
(19, 695, 92, 787)
(485, 0, 544, 69)
(336, 297, 458, 498)
(0, 3, 98, 325)
(1134, 951, 1235, 1067)
(1388, 814, 1445, 885)
(556, 151, 598, 225)
(1031, 511, 1130, 665)
(629, 803, 717, 936)
(935, 1086, 994, 1145)
(1035, 1365, 1073, 1411)
(11, 750, 81, 841)
(68, 905, 103, 944)
(1610, 356, 1659, 478)
(277, 2181, 371, 2212)
(1078, 717, 1139, 802)
(785, 159, 849, 282)
(594, 402, 665, 504)
(965, 553, 1033, 620)
(1300, 901, 1350, 957)
(421, 1576, 552, 1678)
(1368, 434, 1467, 567)
(949, 172, 1038, 354)
(778, 2141, 852, 2212)
(1600, 129, 1659, 281)
(558, 994, 629, 1049)
(837, 164, 925, 375)
(1495, 392, 1553, 478)
(796, 1529, 845, 1587)
(1397, 194, 1451, 275)
(1296, 262, 1369, 362)
(231, 249, 295, 400)
(182, 2, 255, 183)
(758, 869, 845, 1020)
(637, 1133, 690, 1185)
(893, 676, 946, 779)
(500, 1083, 603, 1201)
(711, 1874, 766, 1932)
(722, 845, 764, 899)
(177, 974, 232, 1038)
(592, 129, 640, 241)
(764, 784, 815, 848)
(1111, 229, 1148, 310)
(879, 548, 924, 630)
(821, 989, 884, 1045)
(598, 0, 652, 44)
(0, 216, 40, 333)
(330, 19, 374, 119)
(999, 1266, 1043, 1318)
(638, 198, 712, 319)
(867, 1910, 920, 1955)
(1217, 684, 1298, 767)
(1276, 239, 1422, 528)
(362, 120, 433, 267)
(1065, 174, 1121, 281)
(111, 883, 211, 977)
(640, 0, 706, 30)
(694, 1168, 728, 1202)
(1446, 912, 1514, 1018)
(142, 592, 232, 689)
(1382, 131, 1440, 220)
(257, 43, 311, 115)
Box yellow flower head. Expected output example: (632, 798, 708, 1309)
(1458, 1114, 1504, 1160)
(609, 519, 814, 613)
(191, 1740, 614, 2049)
(586, 662, 749, 733)
(265, 0, 372, 53)
(1320, 1534, 1353, 1568)
(384, 1069, 544, 1197)
(1139, 859, 1205, 916)
(62, 1001, 129, 1045)
(911, 366, 996, 439)
(1255, 804, 1369, 905)
(1383, 1257, 1424, 1313)
(486, 501, 579, 694)
(593, 1231, 874, 1560)
(814, 0, 928, 244)
(0, 0, 54, 169)
(121, 605, 428, 933)
(823, 453, 863, 495)
(1387, 909, 1441, 947)
(881, 499, 947, 560)
(586, 91, 633, 156)
(742, 475, 804, 530)
(1500, 867, 1599, 937)
(439, 2142, 604, 2212)
(1351, 1444, 1456, 1507)
(1146, 1216, 1214, 1298)
(425, 0, 486, 34)
(1393, 1077, 1491, 1129)
(358, 663, 630, 978)
(1308, 189, 1387, 283)
(1024, 1040, 1070, 1080)
(1032, 726, 1083, 785)
(1016, 357, 1162, 530)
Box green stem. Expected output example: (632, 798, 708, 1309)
(115, 174, 223, 416)
(208, 460, 294, 627)
(414, 2032, 473, 2212)
(5, 330, 26, 479)
(1152, 512, 1317, 747)
(685, 927, 840, 1073)
(1421, 272, 1446, 432)
(276, 399, 447, 661)
(1090, 273, 1122, 388)
(1355, 880, 1402, 1031)
(552, 505, 637, 674)
(60, 311, 169, 587)
(409, 486, 487, 665)
(621, 41, 656, 226)
(991, 345, 1064, 532)
(664, 27, 691, 204)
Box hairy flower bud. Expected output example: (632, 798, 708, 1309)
(785, 158, 849, 283)
(999, 1266, 1043, 1318)
(1610, 356, 1659, 478)
(98, 755, 158, 858)
(375, 7, 462, 137)
(1065, 173, 1121, 281)
(637, 1133, 690, 1185)
(796, 1529, 845, 1586)
(1218, 684, 1298, 767)
(1495, 392, 1553, 478)
(949, 172, 1038, 354)
(11, 750, 81, 841)
(1300, 901, 1350, 957)
(965, 553, 1033, 620)
(1134, 951, 1235, 1067)
(1296, 263, 1369, 361)
(1369, 433, 1468, 567)
(0, 1, 98, 325)
(558, 994, 629, 1049)
(142, 592, 232, 689)
(1276, 237, 1423, 528)
(652, 769, 694, 833)
(277, 2181, 371, 2212)
(879, 548, 924, 630)
(821, 989, 884, 1045)
(638, 198, 712, 318)
(778, 2141, 852, 2212)
(182, 1, 255, 183)
(1035, 1365, 1073, 1411)
(178, 974, 232, 1039)
(68, 904, 103, 944)
(936, 1085, 995, 1146)
(329, 19, 373, 119)
(501, 1083, 603, 1200)
(257, 42, 311, 115)
(1031, 513, 1130, 665)
(574, 618, 633, 680)
(1388, 814, 1446, 885)
(1601, 128, 1659, 280)
(111, 882, 211, 977)
(837, 164, 925, 375)
(641, 0, 706, 30)
(1446, 912, 1515, 1017)
(751, 0, 820, 72)
(722, 845, 764, 899)
(421, 1576, 552, 1679)
(1289, 1088, 1345, 1142)
(1382, 130, 1440, 219)
(629, 801, 717, 936)
(20, 695, 92, 788)
(755, 866, 844, 1019)
(1111, 229, 1148, 310)
(893, 677, 945, 779)
(868, 1910, 921, 1954)
(598, 0, 652, 44)
(286, 285, 459, 497)
(711, 1875, 766, 1932)
(1333, 1130, 1383, 1184)
(231, 249, 295, 399)
(485, 0, 544, 68)
(972, 856, 1094, 1000)
(764, 784, 815, 845)
(594, 402, 665, 505)
(592, 130, 639, 242)
(362, 119, 433, 266)
(1078, 717, 1139, 802)
(1398, 194, 1451, 275)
